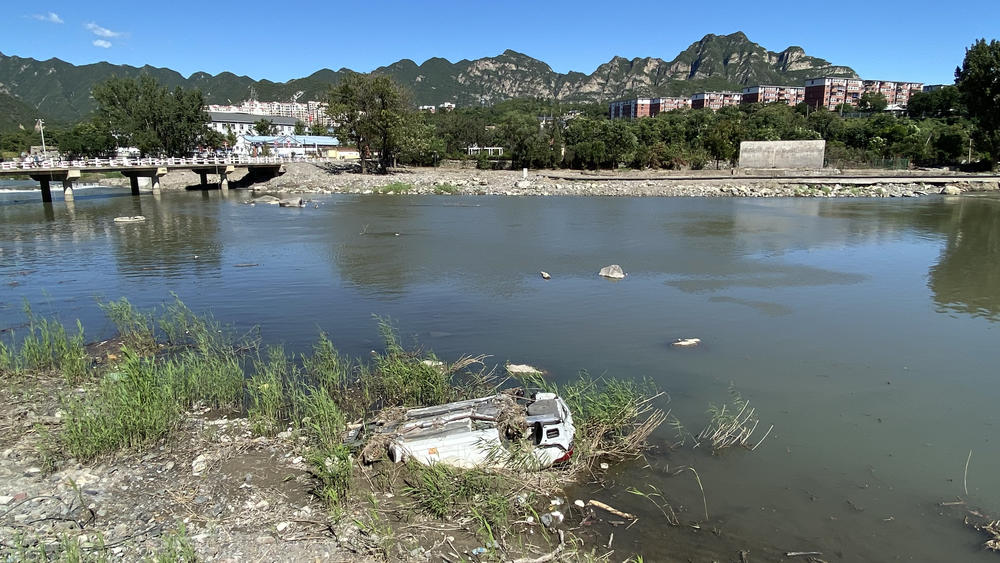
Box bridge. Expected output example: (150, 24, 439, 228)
(0, 156, 297, 202)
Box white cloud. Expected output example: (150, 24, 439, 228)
(93, 39, 112, 48)
(85, 22, 121, 38)
(32, 12, 63, 24)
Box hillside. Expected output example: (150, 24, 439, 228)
(0, 32, 857, 125)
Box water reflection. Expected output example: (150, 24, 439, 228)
(928, 197, 1000, 320)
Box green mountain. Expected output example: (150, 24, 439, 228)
(0, 89, 40, 130)
(0, 32, 857, 125)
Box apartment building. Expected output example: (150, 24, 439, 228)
(804, 77, 923, 110)
(690, 91, 742, 110)
(740, 85, 804, 105)
(206, 100, 334, 126)
(608, 97, 691, 119)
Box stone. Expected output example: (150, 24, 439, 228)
(598, 264, 626, 279)
(253, 195, 281, 205)
(255, 535, 275, 545)
(514, 180, 531, 189)
(941, 186, 962, 196)
(191, 454, 208, 476)
(279, 197, 305, 207)
(672, 338, 702, 348)
(0, 495, 14, 505)
(506, 364, 542, 375)
(540, 271, 551, 280)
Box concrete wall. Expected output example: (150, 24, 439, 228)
(739, 140, 826, 169)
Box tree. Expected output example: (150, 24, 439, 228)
(308, 122, 329, 136)
(857, 92, 889, 112)
(327, 73, 411, 174)
(92, 75, 209, 157)
(254, 119, 276, 136)
(956, 38, 1000, 165)
(58, 119, 114, 158)
(908, 86, 961, 119)
(294, 120, 307, 135)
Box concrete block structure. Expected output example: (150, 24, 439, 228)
(741, 85, 804, 106)
(208, 112, 298, 137)
(738, 140, 826, 169)
(691, 91, 742, 110)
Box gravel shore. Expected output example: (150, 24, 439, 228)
(240, 163, 999, 199)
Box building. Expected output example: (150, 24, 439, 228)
(740, 85, 804, 106)
(691, 92, 742, 110)
(804, 77, 923, 110)
(208, 112, 298, 137)
(418, 105, 437, 113)
(234, 134, 352, 158)
(206, 100, 333, 126)
(438, 102, 456, 111)
(923, 84, 949, 92)
(609, 97, 691, 119)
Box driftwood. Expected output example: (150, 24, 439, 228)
(587, 499, 636, 520)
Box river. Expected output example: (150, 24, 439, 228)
(1, 185, 998, 561)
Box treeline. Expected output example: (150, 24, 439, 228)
(408, 88, 976, 171)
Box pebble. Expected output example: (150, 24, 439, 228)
(255, 535, 275, 545)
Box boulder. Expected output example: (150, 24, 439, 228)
(278, 197, 304, 207)
(598, 265, 626, 279)
(940, 186, 962, 196)
(540, 271, 551, 280)
(672, 338, 702, 348)
(514, 180, 531, 189)
(506, 363, 543, 375)
(252, 195, 281, 205)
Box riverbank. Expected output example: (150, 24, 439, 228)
(243, 163, 1000, 198)
(0, 302, 671, 562)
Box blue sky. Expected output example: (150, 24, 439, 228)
(3, 0, 996, 87)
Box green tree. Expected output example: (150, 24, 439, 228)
(92, 75, 209, 157)
(57, 119, 115, 158)
(254, 119, 276, 136)
(293, 120, 307, 135)
(908, 86, 961, 119)
(309, 122, 330, 136)
(857, 92, 889, 112)
(327, 72, 411, 174)
(955, 38, 1000, 166)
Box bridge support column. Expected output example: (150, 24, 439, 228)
(199, 172, 208, 187)
(152, 167, 167, 195)
(62, 179, 74, 202)
(39, 179, 52, 203)
(130, 175, 140, 196)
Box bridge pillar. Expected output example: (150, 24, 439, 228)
(152, 167, 167, 195)
(62, 179, 74, 202)
(39, 178, 52, 203)
(129, 175, 140, 196)
(199, 172, 208, 187)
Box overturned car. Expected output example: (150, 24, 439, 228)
(348, 392, 575, 469)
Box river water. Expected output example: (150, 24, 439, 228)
(1, 185, 998, 561)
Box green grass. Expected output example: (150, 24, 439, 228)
(375, 182, 411, 194)
(248, 345, 291, 436)
(433, 183, 459, 195)
(0, 304, 88, 383)
(98, 297, 156, 354)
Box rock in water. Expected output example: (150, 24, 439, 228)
(540, 271, 551, 280)
(598, 265, 626, 279)
(672, 338, 702, 348)
(279, 197, 304, 207)
(113, 216, 146, 223)
(252, 195, 281, 205)
(940, 186, 962, 195)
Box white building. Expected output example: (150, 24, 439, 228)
(208, 112, 298, 137)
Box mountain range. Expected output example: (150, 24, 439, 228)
(0, 32, 856, 127)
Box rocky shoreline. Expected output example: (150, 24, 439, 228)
(233, 163, 999, 199)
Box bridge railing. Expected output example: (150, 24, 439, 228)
(0, 155, 314, 171)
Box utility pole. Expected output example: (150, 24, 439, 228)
(36, 119, 46, 154)
(968, 138, 973, 164)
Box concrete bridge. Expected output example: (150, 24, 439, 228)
(0, 156, 298, 202)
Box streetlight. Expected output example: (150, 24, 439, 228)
(35, 118, 47, 155)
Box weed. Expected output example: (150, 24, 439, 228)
(98, 297, 156, 354)
(61, 349, 179, 460)
(248, 346, 291, 435)
(18, 304, 88, 383)
(433, 183, 458, 195)
(376, 182, 411, 194)
(151, 523, 197, 562)
(697, 385, 773, 451)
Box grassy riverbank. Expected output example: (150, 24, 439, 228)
(0, 299, 670, 561)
